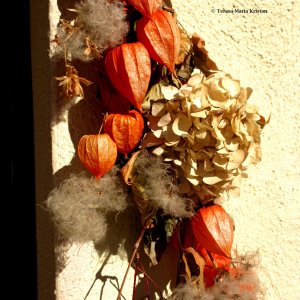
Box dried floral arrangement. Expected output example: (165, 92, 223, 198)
(48, 0, 269, 299)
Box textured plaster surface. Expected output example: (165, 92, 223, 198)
(34, 0, 300, 299)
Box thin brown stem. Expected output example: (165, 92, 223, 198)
(207, 250, 218, 269)
(134, 264, 164, 298)
(98, 113, 108, 134)
(116, 218, 152, 300)
(64, 43, 67, 65)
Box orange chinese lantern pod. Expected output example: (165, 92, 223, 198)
(78, 133, 117, 180)
(127, 0, 161, 18)
(136, 10, 180, 72)
(105, 42, 151, 112)
(104, 110, 144, 155)
(191, 205, 234, 258)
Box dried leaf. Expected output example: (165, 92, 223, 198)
(191, 205, 234, 257)
(175, 27, 192, 65)
(120, 151, 154, 222)
(191, 34, 218, 75)
(182, 247, 205, 288)
(136, 10, 180, 72)
(120, 151, 140, 185)
(142, 83, 164, 112)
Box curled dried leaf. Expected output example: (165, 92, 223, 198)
(192, 34, 218, 75)
(182, 247, 205, 289)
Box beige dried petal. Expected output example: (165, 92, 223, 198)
(195, 129, 208, 140)
(231, 174, 242, 187)
(188, 155, 198, 170)
(228, 187, 240, 197)
(166, 100, 180, 115)
(147, 115, 161, 131)
(212, 115, 226, 141)
(218, 119, 228, 129)
(152, 102, 166, 117)
(215, 180, 232, 189)
(191, 110, 208, 118)
(251, 113, 261, 122)
(230, 149, 245, 164)
(172, 116, 192, 136)
(221, 75, 240, 97)
(245, 119, 260, 138)
(185, 163, 198, 177)
(186, 174, 201, 186)
(181, 99, 191, 115)
(161, 85, 179, 100)
(238, 87, 253, 102)
(174, 142, 187, 153)
(227, 150, 246, 170)
(196, 167, 213, 178)
(203, 175, 224, 185)
(188, 74, 204, 87)
(216, 147, 229, 155)
(190, 98, 202, 111)
(152, 145, 165, 156)
(204, 158, 214, 172)
(152, 129, 163, 138)
(140, 132, 164, 148)
(243, 142, 262, 166)
(174, 159, 182, 166)
(245, 104, 259, 114)
(207, 84, 227, 102)
(163, 124, 180, 145)
(232, 115, 249, 141)
(196, 150, 214, 160)
(224, 138, 239, 151)
(158, 113, 172, 127)
(164, 157, 174, 162)
(186, 134, 195, 145)
(213, 154, 228, 169)
(223, 126, 234, 140)
(179, 85, 193, 97)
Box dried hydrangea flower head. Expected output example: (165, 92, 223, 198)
(143, 70, 268, 201)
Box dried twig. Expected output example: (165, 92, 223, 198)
(116, 217, 152, 300)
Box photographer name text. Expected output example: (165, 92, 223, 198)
(212, 8, 268, 14)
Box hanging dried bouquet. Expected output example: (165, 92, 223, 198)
(48, 0, 269, 299)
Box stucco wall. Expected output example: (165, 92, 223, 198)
(34, 0, 300, 299)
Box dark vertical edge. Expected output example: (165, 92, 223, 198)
(30, 0, 55, 299)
